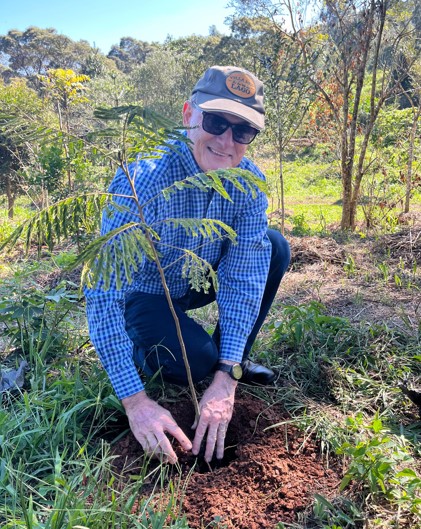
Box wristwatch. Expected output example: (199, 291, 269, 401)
(217, 362, 243, 381)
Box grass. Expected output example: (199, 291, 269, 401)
(0, 312, 189, 528)
(262, 156, 421, 235)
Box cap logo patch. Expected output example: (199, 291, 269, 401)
(226, 72, 256, 99)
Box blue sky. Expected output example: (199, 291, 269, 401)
(0, 0, 235, 53)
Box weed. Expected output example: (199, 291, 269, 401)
(376, 261, 390, 284)
(0, 278, 81, 361)
(343, 254, 357, 277)
(338, 413, 421, 516)
(312, 494, 364, 528)
(271, 301, 355, 355)
(291, 213, 312, 236)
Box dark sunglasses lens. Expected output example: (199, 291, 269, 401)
(232, 125, 258, 144)
(202, 112, 258, 144)
(202, 113, 229, 136)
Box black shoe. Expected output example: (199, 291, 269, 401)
(241, 360, 277, 386)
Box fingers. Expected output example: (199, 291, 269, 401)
(154, 432, 178, 464)
(216, 422, 228, 460)
(126, 398, 191, 465)
(139, 429, 179, 465)
(192, 415, 229, 462)
(204, 424, 219, 462)
(191, 418, 208, 456)
(165, 420, 193, 452)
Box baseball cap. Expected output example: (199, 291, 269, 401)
(191, 65, 265, 130)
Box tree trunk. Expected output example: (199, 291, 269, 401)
(277, 96, 285, 235)
(5, 173, 15, 219)
(405, 105, 421, 213)
(341, 164, 354, 230)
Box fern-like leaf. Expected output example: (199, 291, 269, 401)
(92, 105, 189, 163)
(0, 111, 58, 147)
(163, 218, 237, 243)
(0, 194, 110, 254)
(181, 250, 219, 294)
(161, 167, 267, 202)
(74, 223, 159, 290)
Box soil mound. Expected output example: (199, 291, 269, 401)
(111, 393, 342, 528)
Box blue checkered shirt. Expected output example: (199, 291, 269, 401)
(85, 136, 271, 399)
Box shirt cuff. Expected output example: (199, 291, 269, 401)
(218, 333, 247, 364)
(107, 361, 145, 400)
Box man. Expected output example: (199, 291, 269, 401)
(85, 65, 290, 464)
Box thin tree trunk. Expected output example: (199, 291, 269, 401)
(57, 102, 72, 192)
(6, 173, 15, 219)
(405, 103, 421, 213)
(277, 96, 285, 235)
(341, 165, 354, 230)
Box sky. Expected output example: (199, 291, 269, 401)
(0, 0, 236, 54)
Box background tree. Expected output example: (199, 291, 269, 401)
(316, 0, 420, 229)
(0, 27, 94, 82)
(392, 0, 421, 214)
(217, 11, 316, 229)
(0, 78, 46, 217)
(230, 0, 421, 230)
(107, 37, 155, 74)
(165, 32, 227, 90)
(37, 68, 91, 192)
(130, 48, 187, 121)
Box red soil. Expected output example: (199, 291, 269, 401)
(111, 393, 342, 528)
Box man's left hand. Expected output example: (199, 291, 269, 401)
(191, 369, 237, 462)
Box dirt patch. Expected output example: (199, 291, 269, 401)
(276, 229, 421, 330)
(288, 235, 347, 270)
(110, 393, 342, 528)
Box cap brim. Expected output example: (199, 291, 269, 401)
(195, 93, 265, 130)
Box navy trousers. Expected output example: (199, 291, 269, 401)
(124, 229, 290, 385)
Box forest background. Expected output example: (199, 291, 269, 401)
(1, 0, 421, 528)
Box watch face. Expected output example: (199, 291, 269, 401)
(232, 363, 243, 380)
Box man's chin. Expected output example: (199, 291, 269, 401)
(204, 160, 235, 172)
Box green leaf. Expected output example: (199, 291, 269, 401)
(161, 167, 267, 202)
(163, 218, 237, 243)
(339, 474, 352, 491)
(371, 418, 383, 433)
(396, 468, 418, 478)
(0, 193, 110, 254)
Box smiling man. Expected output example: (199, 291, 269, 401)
(85, 66, 290, 464)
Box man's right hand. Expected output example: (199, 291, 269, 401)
(122, 391, 192, 464)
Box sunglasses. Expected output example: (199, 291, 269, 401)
(194, 105, 259, 145)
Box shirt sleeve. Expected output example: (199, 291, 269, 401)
(84, 162, 156, 400)
(85, 288, 144, 399)
(216, 183, 271, 363)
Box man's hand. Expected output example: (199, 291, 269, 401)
(192, 369, 237, 462)
(122, 391, 192, 464)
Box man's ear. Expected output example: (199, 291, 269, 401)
(182, 101, 193, 126)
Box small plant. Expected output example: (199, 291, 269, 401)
(376, 261, 390, 284)
(271, 301, 354, 353)
(343, 254, 356, 277)
(290, 212, 312, 236)
(0, 277, 81, 360)
(312, 494, 363, 528)
(337, 413, 421, 515)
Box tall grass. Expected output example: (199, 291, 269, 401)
(0, 267, 190, 528)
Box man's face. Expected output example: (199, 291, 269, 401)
(183, 102, 249, 172)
